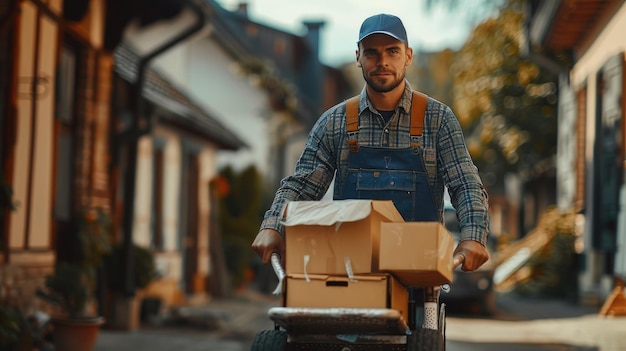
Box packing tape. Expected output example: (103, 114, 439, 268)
(344, 257, 357, 282)
(271, 253, 285, 295)
(303, 255, 311, 282)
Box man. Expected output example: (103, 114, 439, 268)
(252, 14, 489, 272)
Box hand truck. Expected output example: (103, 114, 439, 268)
(251, 253, 450, 351)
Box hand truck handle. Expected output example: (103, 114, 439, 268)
(271, 252, 286, 295)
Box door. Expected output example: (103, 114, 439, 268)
(592, 54, 623, 259)
(182, 151, 200, 294)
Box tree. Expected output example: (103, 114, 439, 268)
(451, 0, 558, 189)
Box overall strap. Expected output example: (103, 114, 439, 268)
(345, 96, 360, 152)
(410, 91, 428, 147)
(345, 92, 428, 152)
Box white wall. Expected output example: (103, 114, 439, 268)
(186, 36, 270, 175)
(153, 128, 183, 280)
(124, 16, 272, 176)
(556, 75, 576, 211)
(133, 137, 154, 247)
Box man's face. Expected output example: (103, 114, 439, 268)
(356, 34, 413, 93)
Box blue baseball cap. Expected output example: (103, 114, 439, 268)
(358, 14, 408, 43)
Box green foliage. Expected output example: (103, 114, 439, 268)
(216, 165, 269, 287)
(1, 171, 17, 253)
(78, 209, 113, 269)
(0, 306, 20, 349)
(104, 243, 157, 292)
(452, 0, 558, 186)
(237, 58, 297, 112)
(41, 208, 112, 318)
(44, 263, 92, 318)
(0, 172, 17, 212)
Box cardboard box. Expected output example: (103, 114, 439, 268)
(283, 200, 404, 275)
(285, 273, 408, 320)
(379, 222, 455, 286)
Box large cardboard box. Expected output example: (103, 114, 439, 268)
(285, 273, 409, 320)
(283, 200, 404, 275)
(379, 222, 455, 286)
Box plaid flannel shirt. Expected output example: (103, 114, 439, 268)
(260, 80, 489, 245)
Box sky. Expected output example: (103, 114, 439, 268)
(214, 0, 502, 66)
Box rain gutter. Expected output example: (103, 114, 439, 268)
(121, 0, 205, 296)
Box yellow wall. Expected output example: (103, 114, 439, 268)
(10, 2, 57, 250)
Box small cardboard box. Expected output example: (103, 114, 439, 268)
(283, 200, 404, 275)
(379, 222, 455, 286)
(285, 273, 408, 320)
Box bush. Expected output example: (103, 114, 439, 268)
(0, 306, 20, 350)
(104, 243, 157, 293)
(514, 208, 579, 300)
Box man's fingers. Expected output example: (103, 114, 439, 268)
(453, 253, 465, 269)
(251, 229, 284, 264)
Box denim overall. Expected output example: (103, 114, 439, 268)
(336, 92, 438, 222)
(337, 92, 440, 329)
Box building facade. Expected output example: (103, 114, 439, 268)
(528, 0, 626, 301)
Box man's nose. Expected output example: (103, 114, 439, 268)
(377, 54, 388, 67)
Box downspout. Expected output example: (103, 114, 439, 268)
(0, 0, 20, 263)
(121, 0, 205, 297)
(0, 0, 20, 37)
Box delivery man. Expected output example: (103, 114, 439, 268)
(252, 13, 489, 273)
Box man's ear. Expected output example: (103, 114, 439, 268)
(355, 49, 362, 67)
(405, 46, 413, 66)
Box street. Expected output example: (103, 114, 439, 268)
(95, 289, 625, 351)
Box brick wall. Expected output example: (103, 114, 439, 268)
(0, 261, 54, 314)
(74, 49, 112, 212)
(90, 53, 113, 210)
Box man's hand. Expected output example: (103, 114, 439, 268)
(251, 229, 285, 265)
(453, 240, 489, 272)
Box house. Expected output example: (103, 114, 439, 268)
(118, 0, 353, 296)
(110, 38, 247, 312)
(0, 0, 245, 326)
(122, 1, 353, 190)
(527, 0, 626, 303)
(0, 0, 119, 313)
(104, 0, 353, 302)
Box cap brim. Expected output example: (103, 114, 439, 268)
(358, 30, 405, 43)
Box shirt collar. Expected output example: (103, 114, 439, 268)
(357, 79, 414, 115)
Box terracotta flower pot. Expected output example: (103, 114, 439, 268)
(52, 316, 105, 351)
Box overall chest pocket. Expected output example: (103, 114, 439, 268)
(354, 169, 422, 191)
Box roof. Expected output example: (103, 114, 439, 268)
(529, 0, 625, 53)
(204, 0, 352, 127)
(113, 42, 247, 151)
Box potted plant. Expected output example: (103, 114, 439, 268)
(102, 242, 158, 330)
(38, 208, 111, 351)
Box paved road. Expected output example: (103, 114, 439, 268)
(95, 291, 623, 351)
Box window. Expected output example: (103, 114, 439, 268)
(53, 39, 82, 261)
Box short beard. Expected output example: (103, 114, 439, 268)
(362, 68, 405, 93)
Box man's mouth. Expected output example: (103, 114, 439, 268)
(372, 71, 393, 77)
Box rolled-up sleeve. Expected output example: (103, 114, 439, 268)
(438, 107, 490, 245)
